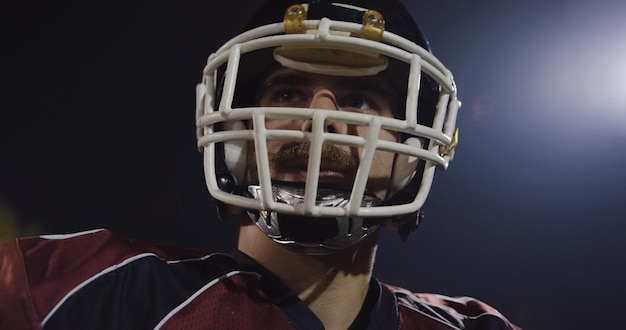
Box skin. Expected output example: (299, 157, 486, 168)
(238, 67, 400, 329)
(246, 67, 399, 200)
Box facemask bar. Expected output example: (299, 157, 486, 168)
(196, 17, 459, 219)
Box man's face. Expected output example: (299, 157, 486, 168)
(245, 67, 399, 200)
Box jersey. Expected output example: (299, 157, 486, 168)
(0, 229, 520, 329)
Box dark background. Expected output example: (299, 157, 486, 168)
(2, 1, 625, 329)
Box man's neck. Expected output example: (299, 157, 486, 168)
(238, 217, 379, 330)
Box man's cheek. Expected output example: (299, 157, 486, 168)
(245, 143, 259, 183)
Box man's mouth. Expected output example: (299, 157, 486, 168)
(270, 143, 359, 184)
(278, 159, 355, 183)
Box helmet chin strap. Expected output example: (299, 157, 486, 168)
(245, 182, 383, 255)
(212, 170, 424, 251)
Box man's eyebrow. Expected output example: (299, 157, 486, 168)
(346, 76, 400, 102)
(347, 78, 390, 93)
(262, 71, 314, 87)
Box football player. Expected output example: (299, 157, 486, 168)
(1, 1, 520, 328)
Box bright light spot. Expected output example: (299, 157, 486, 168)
(533, 7, 626, 137)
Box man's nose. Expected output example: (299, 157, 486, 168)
(301, 89, 344, 134)
(309, 89, 339, 111)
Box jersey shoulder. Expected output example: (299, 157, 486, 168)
(0, 229, 210, 329)
(383, 284, 521, 330)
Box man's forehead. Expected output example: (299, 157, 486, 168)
(261, 67, 391, 89)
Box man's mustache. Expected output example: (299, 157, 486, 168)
(270, 143, 359, 170)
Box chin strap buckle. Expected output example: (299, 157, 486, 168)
(284, 4, 307, 34)
(439, 128, 459, 155)
(355, 10, 385, 41)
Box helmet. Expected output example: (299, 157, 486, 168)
(196, 0, 460, 253)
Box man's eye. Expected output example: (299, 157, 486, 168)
(259, 87, 307, 107)
(343, 95, 375, 112)
(277, 90, 297, 103)
(348, 97, 365, 108)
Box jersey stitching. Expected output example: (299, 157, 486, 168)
(407, 293, 508, 324)
(41, 252, 159, 326)
(397, 300, 462, 330)
(38, 228, 104, 240)
(154, 270, 261, 329)
(389, 287, 462, 330)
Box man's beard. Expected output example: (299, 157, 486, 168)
(270, 142, 359, 174)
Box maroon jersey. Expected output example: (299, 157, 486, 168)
(0, 229, 520, 329)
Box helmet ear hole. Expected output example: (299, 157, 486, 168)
(390, 137, 422, 196)
(223, 120, 247, 184)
